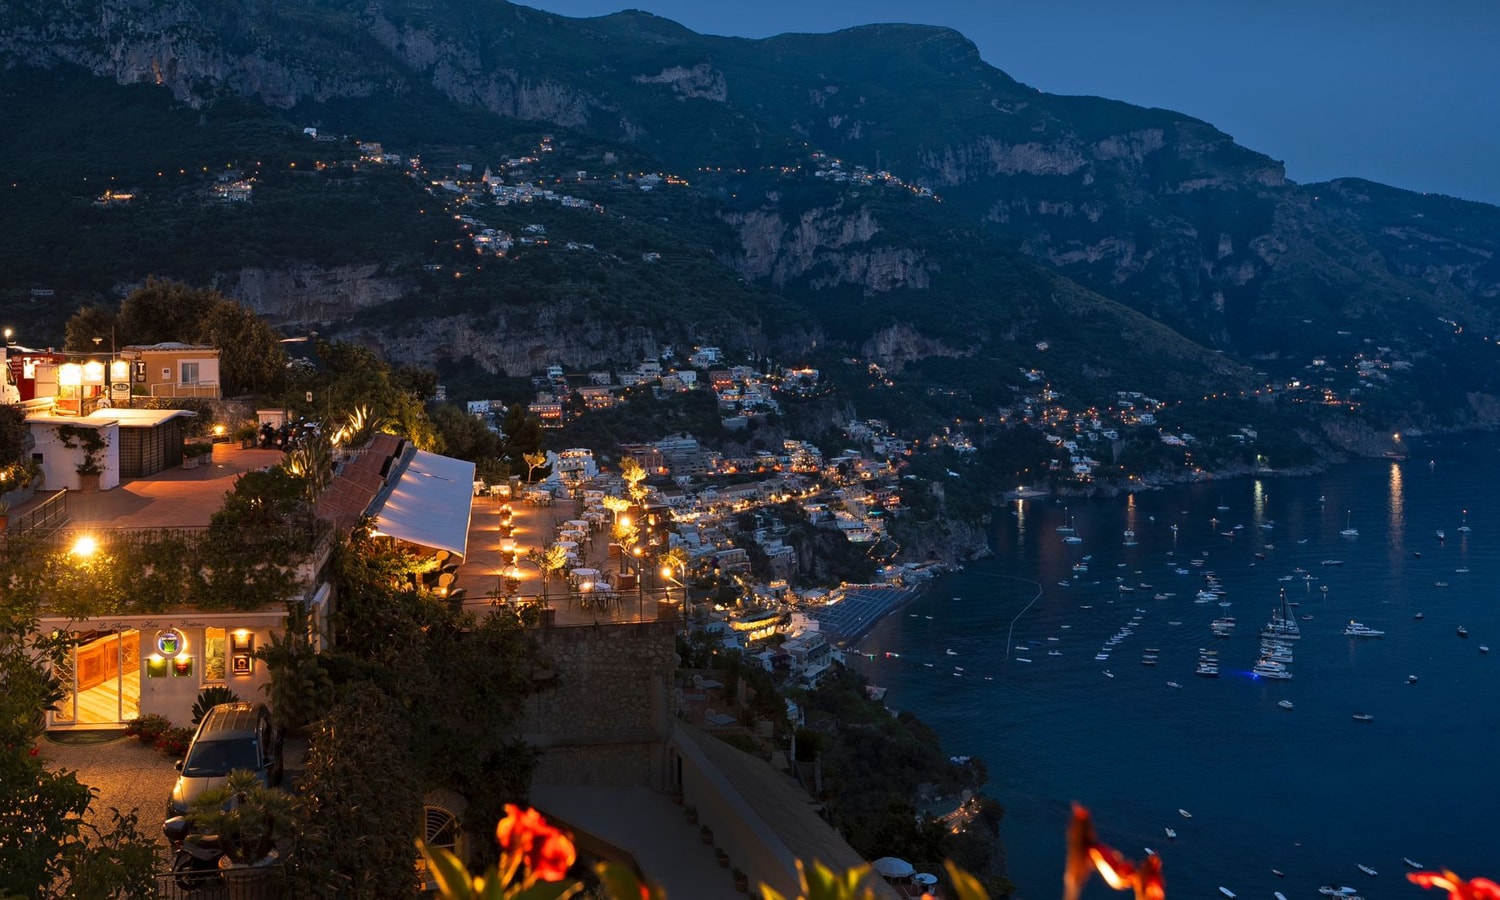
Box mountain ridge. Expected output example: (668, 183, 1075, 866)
(4, 0, 1500, 445)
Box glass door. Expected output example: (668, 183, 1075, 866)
(54, 629, 140, 726)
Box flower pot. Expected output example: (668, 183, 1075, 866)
(77, 472, 101, 493)
(182, 455, 200, 470)
(734, 872, 749, 893)
(716, 850, 729, 868)
(220, 858, 282, 900)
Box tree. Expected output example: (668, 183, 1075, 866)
(528, 545, 570, 604)
(196, 297, 288, 396)
(62, 305, 118, 354)
(523, 452, 549, 484)
(619, 457, 648, 505)
(114, 278, 214, 346)
(0, 611, 158, 896)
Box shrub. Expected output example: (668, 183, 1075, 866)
(154, 726, 195, 758)
(190, 686, 241, 725)
(126, 713, 171, 744)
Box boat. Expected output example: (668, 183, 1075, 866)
(1342, 621, 1385, 638)
(1278, 700, 1295, 710)
(1404, 858, 1424, 870)
(1178, 808, 1192, 818)
(1414, 612, 1425, 620)
(1219, 888, 1236, 899)
(1358, 864, 1378, 877)
(1275, 891, 1288, 900)
(1352, 713, 1375, 722)
(1407, 675, 1418, 684)
(1437, 530, 1446, 541)
(947, 648, 959, 655)
(1321, 559, 1344, 567)
(1015, 658, 1032, 663)
(1102, 670, 1114, 679)
(1457, 626, 1469, 638)
(1166, 682, 1182, 689)
(1481, 645, 1490, 654)
(1319, 887, 1359, 896)
(1341, 511, 1359, 538)
(1164, 826, 1177, 839)
(1048, 649, 1063, 657)
(1063, 535, 1084, 544)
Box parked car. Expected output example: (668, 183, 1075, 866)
(167, 702, 284, 817)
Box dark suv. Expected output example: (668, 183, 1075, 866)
(168, 702, 283, 817)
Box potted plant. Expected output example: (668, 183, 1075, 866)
(700, 824, 713, 845)
(235, 425, 259, 449)
(685, 804, 698, 825)
(186, 769, 294, 898)
(733, 867, 749, 893)
(715, 847, 729, 868)
(181, 441, 212, 469)
(56, 424, 106, 491)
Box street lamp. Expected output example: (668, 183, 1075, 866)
(660, 562, 686, 634)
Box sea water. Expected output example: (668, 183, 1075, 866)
(856, 436, 1500, 899)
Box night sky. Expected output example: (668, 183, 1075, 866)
(519, 0, 1500, 208)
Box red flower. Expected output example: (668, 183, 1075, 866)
(494, 804, 576, 882)
(1409, 870, 1500, 900)
(1066, 804, 1165, 900)
(532, 829, 577, 882)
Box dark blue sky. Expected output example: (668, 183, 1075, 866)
(521, 0, 1500, 207)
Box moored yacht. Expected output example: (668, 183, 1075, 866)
(1342, 621, 1385, 638)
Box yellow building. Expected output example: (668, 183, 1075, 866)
(119, 342, 222, 399)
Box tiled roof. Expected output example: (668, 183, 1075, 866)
(313, 433, 407, 533)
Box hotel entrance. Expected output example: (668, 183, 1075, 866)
(51, 629, 141, 727)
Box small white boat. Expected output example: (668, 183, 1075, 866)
(1319, 887, 1359, 896)
(1278, 700, 1294, 710)
(1352, 713, 1374, 722)
(1481, 645, 1490, 653)
(1179, 808, 1192, 819)
(1358, 864, 1378, 876)
(1407, 675, 1418, 684)
(1276, 891, 1289, 900)
(1403, 858, 1424, 870)
(1166, 681, 1182, 689)
(1164, 827, 1177, 839)
(1219, 888, 1236, 899)
(1102, 670, 1114, 679)
(1015, 658, 1033, 663)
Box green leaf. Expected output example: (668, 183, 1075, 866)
(595, 861, 667, 899)
(943, 861, 991, 900)
(512, 880, 586, 900)
(415, 838, 476, 899)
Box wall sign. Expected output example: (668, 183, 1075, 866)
(155, 628, 185, 657)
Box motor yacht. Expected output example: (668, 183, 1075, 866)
(1342, 621, 1385, 637)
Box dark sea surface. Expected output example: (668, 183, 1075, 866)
(854, 436, 1500, 900)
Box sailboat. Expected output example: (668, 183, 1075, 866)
(1056, 507, 1074, 534)
(1340, 511, 1359, 538)
(1458, 509, 1472, 533)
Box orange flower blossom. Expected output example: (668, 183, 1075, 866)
(494, 804, 577, 882)
(1065, 803, 1165, 900)
(1409, 870, 1500, 900)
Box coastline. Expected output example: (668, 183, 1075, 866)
(810, 581, 929, 646)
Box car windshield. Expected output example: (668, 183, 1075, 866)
(181, 739, 259, 777)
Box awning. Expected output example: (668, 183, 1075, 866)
(372, 450, 475, 557)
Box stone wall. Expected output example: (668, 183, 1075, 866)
(523, 621, 678, 789)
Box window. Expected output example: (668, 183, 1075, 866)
(181, 362, 200, 385)
(203, 627, 226, 682)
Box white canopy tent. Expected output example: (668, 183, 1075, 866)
(372, 450, 475, 557)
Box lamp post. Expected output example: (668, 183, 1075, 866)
(661, 563, 686, 635)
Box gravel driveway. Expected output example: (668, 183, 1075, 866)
(41, 733, 180, 862)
